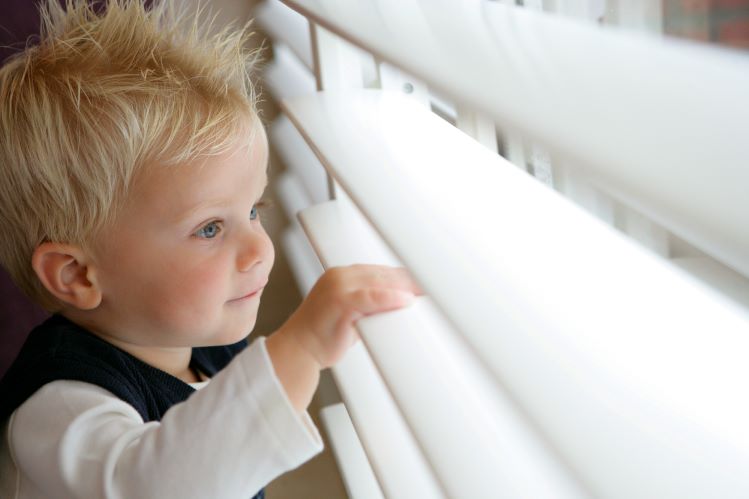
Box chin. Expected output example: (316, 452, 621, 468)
(190, 310, 258, 347)
(222, 318, 258, 345)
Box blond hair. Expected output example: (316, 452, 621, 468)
(0, 0, 261, 310)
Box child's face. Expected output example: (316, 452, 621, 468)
(89, 130, 275, 348)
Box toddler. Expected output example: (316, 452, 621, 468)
(0, 1, 418, 497)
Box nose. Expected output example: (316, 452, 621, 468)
(236, 225, 274, 273)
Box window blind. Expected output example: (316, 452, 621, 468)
(256, 1, 749, 497)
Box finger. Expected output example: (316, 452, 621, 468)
(345, 287, 416, 317)
(346, 265, 424, 296)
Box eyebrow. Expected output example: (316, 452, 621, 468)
(174, 176, 269, 225)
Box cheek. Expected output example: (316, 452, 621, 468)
(140, 252, 227, 315)
(137, 250, 232, 327)
(163, 253, 231, 307)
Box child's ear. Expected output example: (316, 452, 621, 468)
(31, 242, 102, 310)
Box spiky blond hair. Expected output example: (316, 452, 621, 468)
(0, 0, 261, 310)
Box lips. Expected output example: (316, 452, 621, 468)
(229, 281, 268, 303)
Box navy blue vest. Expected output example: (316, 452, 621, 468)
(0, 314, 264, 498)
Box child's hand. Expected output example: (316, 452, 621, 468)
(266, 265, 421, 411)
(286, 264, 419, 368)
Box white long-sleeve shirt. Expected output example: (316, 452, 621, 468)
(0, 336, 323, 498)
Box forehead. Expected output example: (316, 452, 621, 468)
(127, 130, 269, 219)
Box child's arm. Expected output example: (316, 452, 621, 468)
(3, 264, 419, 498)
(267, 264, 419, 412)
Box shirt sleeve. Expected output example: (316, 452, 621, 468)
(7, 336, 323, 499)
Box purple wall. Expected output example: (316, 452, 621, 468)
(0, 0, 49, 64)
(0, 0, 55, 377)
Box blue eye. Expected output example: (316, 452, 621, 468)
(196, 221, 221, 239)
(250, 205, 258, 221)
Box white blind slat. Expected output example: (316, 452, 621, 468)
(283, 89, 749, 499)
(280, 226, 322, 295)
(270, 115, 330, 205)
(280, 0, 749, 278)
(264, 44, 316, 102)
(323, 340, 442, 498)
(275, 172, 311, 225)
(672, 256, 749, 310)
(297, 199, 442, 499)
(300, 199, 588, 498)
(319, 403, 385, 499)
(255, 0, 313, 70)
